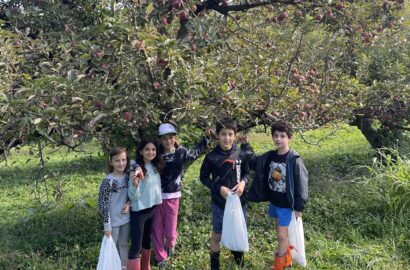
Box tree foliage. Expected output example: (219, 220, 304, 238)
(0, 0, 409, 155)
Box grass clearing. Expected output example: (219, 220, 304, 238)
(1, 125, 409, 269)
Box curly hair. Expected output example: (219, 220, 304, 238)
(271, 121, 293, 138)
(135, 139, 164, 174)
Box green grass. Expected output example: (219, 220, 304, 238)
(1, 125, 409, 269)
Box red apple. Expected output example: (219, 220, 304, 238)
(161, 17, 169, 25)
(314, 14, 322, 21)
(304, 104, 313, 110)
(158, 59, 169, 67)
(326, 10, 335, 20)
(171, 0, 181, 9)
(153, 81, 161, 89)
(271, 111, 280, 118)
(132, 39, 143, 50)
(124, 112, 132, 122)
(383, 1, 389, 10)
(179, 9, 189, 22)
(278, 11, 289, 22)
(190, 43, 197, 52)
(39, 101, 48, 110)
(14, 40, 23, 48)
(295, 10, 303, 17)
(95, 50, 104, 58)
(95, 101, 104, 109)
(298, 111, 306, 120)
(310, 83, 318, 91)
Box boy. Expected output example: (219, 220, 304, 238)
(242, 121, 308, 270)
(200, 119, 250, 270)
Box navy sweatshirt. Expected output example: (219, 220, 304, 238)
(160, 136, 210, 195)
(200, 144, 250, 209)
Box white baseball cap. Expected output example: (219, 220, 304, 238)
(158, 123, 178, 136)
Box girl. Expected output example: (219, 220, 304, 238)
(134, 123, 210, 267)
(128, 139, 164, 270)
(98, 147, 130, 270)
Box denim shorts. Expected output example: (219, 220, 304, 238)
(211, 203, 247, 234)
(268, 203, 292, 227)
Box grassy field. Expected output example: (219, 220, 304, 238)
(0, 125, 409, 269)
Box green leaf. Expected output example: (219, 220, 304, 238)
(146, 3, 154, 15)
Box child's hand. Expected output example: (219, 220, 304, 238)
(220, 186, 230, 199)
(104, 230, 112, 237)
(122, 202, 130, 214)
(231, 180, 246, 196)
(240, 134, 249, 144)
(133, 177, 139, 187)
(295, 211, 302, 219)
(205, 128, 213, 138)
(133, 167, 144, 181)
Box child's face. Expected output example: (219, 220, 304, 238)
(272, 131, 291, 151)
(140, 143, 157, 163)
(110, 152, 127, 174)
(218, 128, 236, 150)
(160, 134, 176, 152)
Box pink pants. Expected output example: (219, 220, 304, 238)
(152, 198, 180, 263)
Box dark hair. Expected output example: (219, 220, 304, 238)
(135, 139, 164, 174)
(108, 147, 129, 173)
(216, 119, 237, 134)
(271, 121, 293, 138)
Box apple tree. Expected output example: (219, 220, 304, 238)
(0, 0, 408, 159)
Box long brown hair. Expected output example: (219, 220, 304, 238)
(108, 147, 129, 173)
(135, 139, 164, 174)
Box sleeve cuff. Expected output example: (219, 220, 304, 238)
(104, 223, 112, 231)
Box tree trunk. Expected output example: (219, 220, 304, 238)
(351, 115, 383, 149)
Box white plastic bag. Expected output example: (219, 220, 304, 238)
(220, 192, 249, 252)
(288, 211, 307, 267)
(96, 235, 122, 270)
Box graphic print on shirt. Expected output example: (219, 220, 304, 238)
(268, 161, 287, 193)
(98, 178, 127, 225)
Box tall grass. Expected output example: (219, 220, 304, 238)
(364, 149, 410, 216)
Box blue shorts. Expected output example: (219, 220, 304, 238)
(211, 203, 247, 234)
(268, 203, 292, 227)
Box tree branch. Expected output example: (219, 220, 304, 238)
(197, 0, 296, 15)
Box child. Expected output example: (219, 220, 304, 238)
(200, 119, 249, 270)
(134, 123, 210, 266)
(243, 121, 308, 270)
(128, 139, 164, 270)
(98, 147, 130, 270)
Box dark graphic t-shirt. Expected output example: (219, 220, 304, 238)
(266, 151, 291, 208)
